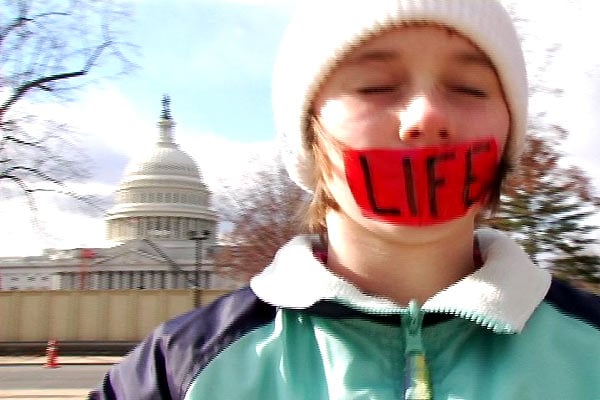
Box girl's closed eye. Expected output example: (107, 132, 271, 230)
(450, 85, 488, 98)
(357, 85, 399, 95)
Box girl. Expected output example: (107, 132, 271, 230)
(92, 1, 600, 399)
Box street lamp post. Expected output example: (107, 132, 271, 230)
(188, 229, 210, 307)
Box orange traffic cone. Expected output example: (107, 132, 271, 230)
(44, 340, 60, 368)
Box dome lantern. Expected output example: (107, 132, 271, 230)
(158, 95, 176, 147)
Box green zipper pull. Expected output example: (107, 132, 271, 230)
(402, 300, 432, 400)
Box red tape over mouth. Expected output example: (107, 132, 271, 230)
(343, 138, 499, 226)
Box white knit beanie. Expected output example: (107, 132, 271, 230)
(273, 0, 528, 192)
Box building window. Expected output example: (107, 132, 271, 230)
(160, 271, 166, 289)
(174, 218, 181, 239)
(134, 271, 143, 289)
(109, 272, 116, 290)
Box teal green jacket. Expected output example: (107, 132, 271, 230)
(91, 229, 600, 399)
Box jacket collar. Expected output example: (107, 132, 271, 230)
(250, 228, 551, 333)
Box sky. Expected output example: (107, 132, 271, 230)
(1, 0, 600, 257)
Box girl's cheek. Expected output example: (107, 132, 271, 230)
(318, 99, 350, 128)
(317, 99, 374, 145)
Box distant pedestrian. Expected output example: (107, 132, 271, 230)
(90, 1, 600, 399)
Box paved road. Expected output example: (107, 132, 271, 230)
(0, 364, 110, 399)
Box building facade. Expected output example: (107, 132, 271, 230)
(0, 97, 238, 291)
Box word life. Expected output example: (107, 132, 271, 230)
(343, 138, 498, 226)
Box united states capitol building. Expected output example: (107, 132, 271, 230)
(0, 97, 239, 291)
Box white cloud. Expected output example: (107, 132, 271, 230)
(176, 128, 276, 189)
(66, 86, 280, 189)
(0, 195, 114, 257)
(209, 0, 295, 5)
(63, 85, 155, 159)
(509, 0, 600, 192)
(0, 85, 277, 256)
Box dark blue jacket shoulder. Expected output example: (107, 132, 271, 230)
(90, 287, 276, 400)
(545, 278, 600, 330)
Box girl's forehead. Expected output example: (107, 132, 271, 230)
(317, 25, 496, 88)
(344, 25, 488, 65)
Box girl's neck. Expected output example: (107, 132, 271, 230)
(324, 210, 478, 306)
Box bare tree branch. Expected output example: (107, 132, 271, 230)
(0, 40, 110, 117)
(214, 156, 309, 282)
(0, 0, 136, 242)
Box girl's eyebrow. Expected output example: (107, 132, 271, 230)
(346, 50, 399, 65)
(346, 49, 493, 69)
(453, 51, 494, 69)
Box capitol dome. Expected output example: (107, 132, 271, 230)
(124, 118, 201, 179)
(106, 96, 218, 243)
(125, 145, 200, 179)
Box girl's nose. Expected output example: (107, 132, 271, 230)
(398, 94, 451, 144)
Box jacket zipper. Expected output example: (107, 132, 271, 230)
(402, 300, 432, 400)
(335, 297, 514, 397)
